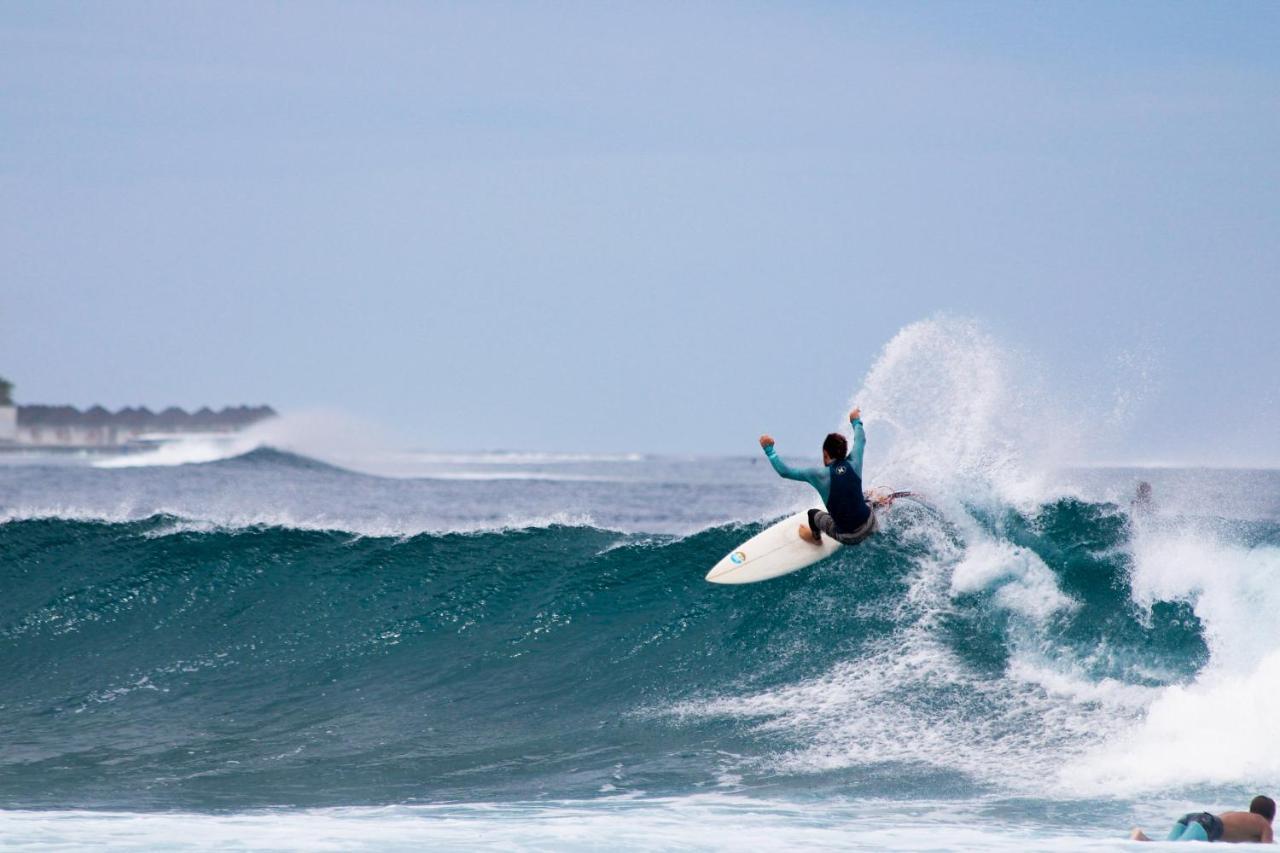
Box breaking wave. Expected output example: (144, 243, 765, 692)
(2, 495, 1275, 810)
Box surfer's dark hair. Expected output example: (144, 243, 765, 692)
(1250, 795, 1276, 821)
(823, 433, 847, 461)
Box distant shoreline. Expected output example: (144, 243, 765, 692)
(0, 403, 275, 449)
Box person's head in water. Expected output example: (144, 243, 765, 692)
(822, 433, 848, 465)
(1251, 795, 1276, 823)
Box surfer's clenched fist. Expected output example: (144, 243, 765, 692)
(759, 435, 775, 449)
(849, 407, 861, 421)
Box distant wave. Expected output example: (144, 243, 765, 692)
(0, 508, 612, 538)
(91, 411, 395, 472)
(92, 434, 260, 468)
(88, 416, 645, 480)
(220, 446, 355, 472)
(90, 444, 617, 483)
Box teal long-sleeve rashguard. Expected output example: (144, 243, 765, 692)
(762, 417, 865, 503)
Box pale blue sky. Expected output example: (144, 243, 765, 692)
(2, 2, 1277, 460)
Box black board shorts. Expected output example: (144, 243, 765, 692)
(808, 507, 878, 545)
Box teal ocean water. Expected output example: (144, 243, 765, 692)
(4, 452, 1278, 850)
(3, 323, 1277, 849)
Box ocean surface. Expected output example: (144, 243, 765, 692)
(3, 323, 1278, 850)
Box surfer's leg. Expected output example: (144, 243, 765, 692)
(801, 509, 826, 544)
(1165, 816, 1204, 842)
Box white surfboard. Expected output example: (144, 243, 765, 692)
(706, 509, 842, 584)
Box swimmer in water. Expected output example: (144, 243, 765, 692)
(1130, 795, 1275, 843)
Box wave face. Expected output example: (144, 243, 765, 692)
(3, 496, 1272, 811)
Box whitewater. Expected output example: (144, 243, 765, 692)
(2, 319, 1277, 850)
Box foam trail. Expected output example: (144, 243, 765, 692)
(950, 539, 1076, 621)
(0, 798, 1132, 852)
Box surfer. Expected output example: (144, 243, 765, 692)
(1131, 480, 1156, 516)
(1129, 796, 1275, 843)
(758, 407, 881, 546)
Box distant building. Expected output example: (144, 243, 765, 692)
(0, 376, 16, 442)
(0, 377, 275, 448)
(11, 404, 276, 448)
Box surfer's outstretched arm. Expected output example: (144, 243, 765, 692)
(848, 409, 865, 479)
(758, 436, 829, 498)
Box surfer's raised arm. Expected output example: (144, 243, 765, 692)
(848, 408, 866, 479)
(758, 435, 827, 492)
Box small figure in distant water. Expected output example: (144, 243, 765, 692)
(1132, 480, 1156, 516)
(1130, 795, 1275, 843)
(758, 408, 879, 547)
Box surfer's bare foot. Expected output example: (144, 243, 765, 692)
(798, 524, 821, 544)
(1129, 828, 1151, 842)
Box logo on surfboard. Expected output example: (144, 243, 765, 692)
(729, 551, 747, 564)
